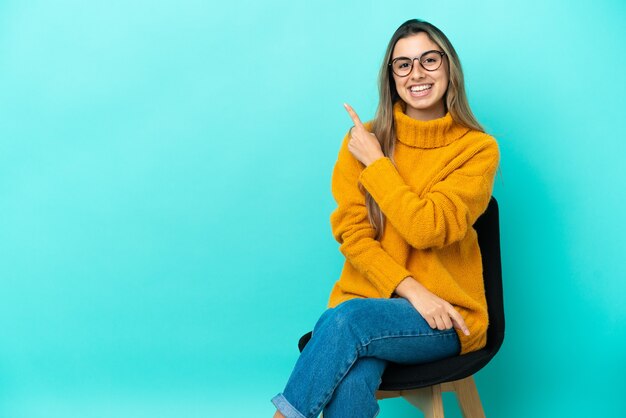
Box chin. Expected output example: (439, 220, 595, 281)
(403, 94, 444, 109)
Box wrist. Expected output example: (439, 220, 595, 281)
(365, 154, 385, 167)
(395, 276, 424, 299)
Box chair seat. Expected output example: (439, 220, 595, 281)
(377, 346, 495, 391)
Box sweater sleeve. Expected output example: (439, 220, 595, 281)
(358, 138, 500, 250)
(330, 131, 413, 298)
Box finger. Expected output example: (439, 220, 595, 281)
(343, 103, 365, 129)
(424, 315, 437, 330)
(434, 315, 446, 331)
(449, 308, 470, 335)
(442, 313, 453, 330)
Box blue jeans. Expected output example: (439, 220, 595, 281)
(271, 297, 461, 418)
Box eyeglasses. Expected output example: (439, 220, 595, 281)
(389, 50, 446, 77)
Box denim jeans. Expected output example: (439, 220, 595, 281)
(271, 297, 461, 418)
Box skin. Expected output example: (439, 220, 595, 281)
(391, 32, 450, 121)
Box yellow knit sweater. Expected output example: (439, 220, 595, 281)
(327, 100, 500, 355)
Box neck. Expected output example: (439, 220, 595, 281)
(405, 101, 446, 121)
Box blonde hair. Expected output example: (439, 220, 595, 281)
(363, 19, 486, 240)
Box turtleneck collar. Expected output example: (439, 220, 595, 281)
(393, 100, 469, 148)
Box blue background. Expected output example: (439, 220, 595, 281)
(1, 0, 625, 417)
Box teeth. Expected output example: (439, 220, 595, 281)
(410, 84, 432, 92)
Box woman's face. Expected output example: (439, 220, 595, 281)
(391, 32, 449, 121)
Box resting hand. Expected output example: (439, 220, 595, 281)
(343, 102, 384, 166)
(395, 276, 471, 336)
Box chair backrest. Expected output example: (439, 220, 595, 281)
(473, 196, 505, 353)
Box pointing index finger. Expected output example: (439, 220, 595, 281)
(343, 103, 365, 130)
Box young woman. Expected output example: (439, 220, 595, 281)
(271, 18, 500, 418)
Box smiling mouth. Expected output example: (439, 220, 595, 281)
(409, 84, 433, 92)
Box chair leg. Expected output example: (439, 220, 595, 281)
(452, 376, 485, 418)
(402, 384, 444, 418)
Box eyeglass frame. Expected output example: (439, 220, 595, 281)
(388, 50, 447, 76)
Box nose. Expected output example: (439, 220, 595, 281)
(410, 58, 425, 79)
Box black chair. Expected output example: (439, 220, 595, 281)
(297, 196, 504, 417)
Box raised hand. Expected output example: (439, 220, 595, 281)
(343, 103, 385, 166)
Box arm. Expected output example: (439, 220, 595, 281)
(330, 131, 413, 298)
(358, 139, 500, 250)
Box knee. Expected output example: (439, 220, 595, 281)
(333, 298, 372, 327)
(317, 298, 371, 336)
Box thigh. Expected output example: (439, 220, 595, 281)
(328, 297, 461, 364)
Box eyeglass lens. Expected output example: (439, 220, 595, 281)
(392, 51, 443, 75)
